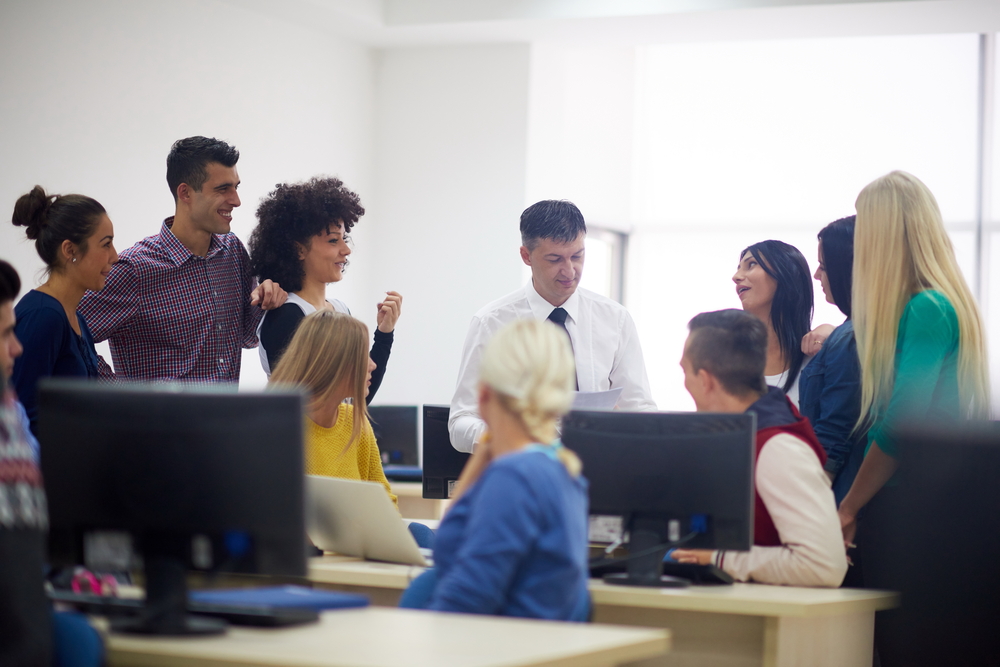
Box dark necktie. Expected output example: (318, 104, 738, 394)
(547, 307, 579, 390)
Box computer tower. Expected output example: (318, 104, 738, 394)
(421, 405, 469, 499)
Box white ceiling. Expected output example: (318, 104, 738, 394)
(222, 0, 1000, 47)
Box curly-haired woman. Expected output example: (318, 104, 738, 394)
(248, 177, 402, 402)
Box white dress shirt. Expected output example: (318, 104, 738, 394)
(713, 432, 848, 587)
(448, 281, 656, 452)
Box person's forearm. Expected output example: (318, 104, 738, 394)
(366, 332, 392, 404)
(448, 414, 485, 454)
(717, 544, 846, 587)
(839, 442, 899, 517)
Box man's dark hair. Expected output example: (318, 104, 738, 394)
(739, 240, 813, 394)
(0, 260, 21, 305)
(817, 216, 855, 318)
(166, 136, 240, 202)
(519, 200, 587, 250)
(686, 309, 768, 398)
(249, 177, 365, 293)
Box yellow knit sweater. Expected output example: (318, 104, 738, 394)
(305, 403, 398, 508)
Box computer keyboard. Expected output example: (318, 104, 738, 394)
(589, 559, 733, 585)
(49, 590, 319, 627)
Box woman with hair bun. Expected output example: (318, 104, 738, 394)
(10, 186, 118, 434)
(401, 319, 590, 620)
(733, 240, 814, 405)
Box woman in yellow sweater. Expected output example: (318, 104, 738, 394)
(269, 310, 396, 508)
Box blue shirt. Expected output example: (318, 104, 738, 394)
(798, 319, 866, 504)
(429, 446, 590, 620)
(12, 290, 100, 435)
(14, 400, 40, 464)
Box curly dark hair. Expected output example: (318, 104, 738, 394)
(249, 177, 365, 292)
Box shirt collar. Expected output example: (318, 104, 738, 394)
(160, 217, 230, 266)
(526, 280, 581, 324)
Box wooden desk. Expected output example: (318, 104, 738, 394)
(306, 556, 898, 667)
(391, 481, 450, 520)
(101, 606, 669, 667)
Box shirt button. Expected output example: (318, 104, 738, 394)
(218, 358, 224, 364)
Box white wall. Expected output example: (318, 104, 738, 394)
(526, 45, 635, 232)
(366, 44, 531, 406)
(0, 0, 376, 389)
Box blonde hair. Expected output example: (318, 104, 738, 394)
(853, 171, 990, 427)
(480, 320, 583, 476)
(269, 311, 370, 453)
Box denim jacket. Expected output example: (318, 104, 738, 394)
(798, 319, 867, 505)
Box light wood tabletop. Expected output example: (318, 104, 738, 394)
(101, 606, 670, 667)
(303, 555, 898, 667)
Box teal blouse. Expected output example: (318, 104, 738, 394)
(868, 290, 960, 459)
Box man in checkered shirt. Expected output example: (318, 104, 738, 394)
(80, 136, 286, 382)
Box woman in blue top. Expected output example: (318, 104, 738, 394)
(10, 186, 118, 434)
(402, 319, 590, 620)
(798, 216, 865, 506)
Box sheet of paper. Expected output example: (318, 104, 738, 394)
(571, 387, 624, 411)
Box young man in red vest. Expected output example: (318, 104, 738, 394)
(672, 309, 847, 587)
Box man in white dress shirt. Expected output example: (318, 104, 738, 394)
(449, 200, 656, 453)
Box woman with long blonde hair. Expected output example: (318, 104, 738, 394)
(269, 310, 396, 507)
(401, 319, 590, 620)
(839, 171, 989, 537)
(837, 171, 989, 662)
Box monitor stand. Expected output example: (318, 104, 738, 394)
(111, 539, 227, 636)
(603, 516, 689, 588)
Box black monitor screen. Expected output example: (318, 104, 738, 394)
(368, 405, 419, 467)
(562, 410, 755, 553)
(874, 424, 1000, 665)
(39, 381, 307, 633)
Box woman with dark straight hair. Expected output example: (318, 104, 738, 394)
(733, 240, 814, 405)
(798, 216, 866, 507)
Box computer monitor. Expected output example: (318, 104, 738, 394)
(561, 411, 755, 587)
(871, 423, 1000, 665)
(421, 405, 469, 499)
(39, 380, 308, 635)
(368, 405, 419, 467)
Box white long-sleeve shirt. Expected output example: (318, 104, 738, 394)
(448, 281, 656, 453)
(713, 432, 848, 587)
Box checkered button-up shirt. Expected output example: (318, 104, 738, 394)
(79, 218, 263, 382)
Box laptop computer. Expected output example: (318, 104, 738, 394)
(305, 475, 429, 567)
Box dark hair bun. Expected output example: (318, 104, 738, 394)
(12, 185, 53, 241)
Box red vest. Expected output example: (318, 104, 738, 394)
(753, 399, 827, 546)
